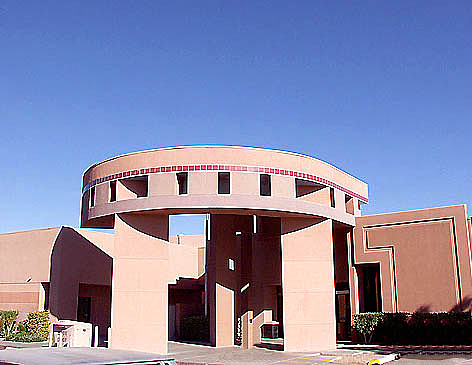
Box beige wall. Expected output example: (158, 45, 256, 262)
(169, 234, 205, 248)
(0, 227, 61, 283)
(81, 146, 368, 229)
(0, 283, 42, 319)
(0, 227, 113, 328)
(168, 242, 205, 284)
(352, 205, 472, 313)
(83, 146, 368, 199)
(110, 213, 169, 354)
(281, 218, 336, 351)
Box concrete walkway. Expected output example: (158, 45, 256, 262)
(168, 341, 394, 364)
(0, 347, 175, 365)
(0, 342, 397, 365)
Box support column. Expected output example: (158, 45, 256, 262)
(110, 213, 169, 354)
(281, 218, 336, 352)
(206, 214, 252, 347)
(250, 216, 281, 344)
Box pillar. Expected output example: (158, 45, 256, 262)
(110, 213, 169, 354)
(281, 217, 336, 352)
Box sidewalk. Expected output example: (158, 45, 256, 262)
(339, 343, 472, 356)
(169, 341, 398, 364)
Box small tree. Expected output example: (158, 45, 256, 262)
(0, 310, 19, 338)
(352, 312, 384, 344)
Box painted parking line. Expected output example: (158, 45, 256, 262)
(280, 356, 340, 363)
(300, 357, 340, 362)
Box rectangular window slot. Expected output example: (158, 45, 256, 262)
(90, 187, 95, 207)
(330, 187, 335, 208)
(295, 178, 325, 198)
(119, 175, 148, 198)
(345, 194, 354, 214)
(177, 172, 188, 195)
(260, 174, 271, 196)
(218, 172, 230, 194)
(109, 181, 117, 202)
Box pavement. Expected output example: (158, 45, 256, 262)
(5, 341, 472, 364)
(168, 341, 391, 364)
(0, 347, 176, 365)
(0, 341, 394, 365)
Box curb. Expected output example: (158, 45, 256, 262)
(367, 353, 400, 364)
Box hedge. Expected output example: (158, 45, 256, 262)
(353, 312, 472, 345)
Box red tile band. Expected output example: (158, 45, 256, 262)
(83, 164, 368, 203)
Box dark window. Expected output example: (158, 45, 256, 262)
(218, 172, 230, 194)
(110, 181, 117, 202)
(90, 187, 95, 207)
(260, 174, 271, 196)
(358, 264, 382, 313)
(345, 194, 353, 214)
(119, 175, 148, 198)
(177, 172, 188, 195)
(330, 187, 335, 208)
(77, 296, 91, 323)
(295, 178, 325, 198)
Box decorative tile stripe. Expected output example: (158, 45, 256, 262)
(83, 164, 368, 203)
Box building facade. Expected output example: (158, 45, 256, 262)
(1, 146, 471, 354)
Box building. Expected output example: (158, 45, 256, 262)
(1, 146, 471, 354)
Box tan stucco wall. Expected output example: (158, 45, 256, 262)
(168, 241, 205, 283)
(110, 213, 169, 354)
(83, 146, 368, 198)
(0, 283, 43, 318)
(281, 217, 336, 351)
(81, 146, 368, 229)
(0, 227, 61, 283)
(352, 205, 472, 313)
(0, 226, 113, 326)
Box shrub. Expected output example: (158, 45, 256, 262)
(5, 311, 50, 342)
(375, 312, 409, 344)
(25, 311, 50, 341)
(0, 310, 18, 338)
(353, 311, 472, 345)
(352, 312, 384, 343)
(180, 315, 209, 342)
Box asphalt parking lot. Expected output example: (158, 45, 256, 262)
(3, 342, 472, 364)
(394, 354, 472, 364)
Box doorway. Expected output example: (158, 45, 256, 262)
(77, 296, 91, 323)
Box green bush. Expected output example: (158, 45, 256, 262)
(0, 310, 18, 338)
(352, 312, 385, 343)
(25, 311, 50, 341)
(353, 312, 472, 345)
(5, 311, 50, 342)
(180, 315, 209, 342)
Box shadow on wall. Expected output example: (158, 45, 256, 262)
(48, 227, 112, 332)
(413, 296, 472, 313)
(449, 296, 472, 312)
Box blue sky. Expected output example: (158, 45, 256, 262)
(1, 1, 471, 235)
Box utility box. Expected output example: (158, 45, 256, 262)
(261, 322, 279, 339)
(50, 320, 92, 347)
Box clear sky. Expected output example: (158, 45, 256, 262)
(1, 1, 471, 235)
